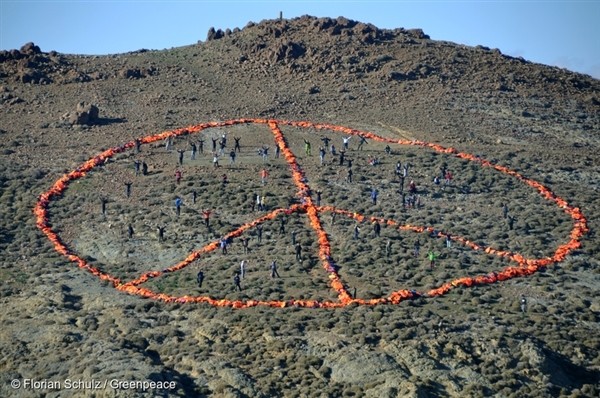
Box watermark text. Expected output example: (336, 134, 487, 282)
(11, 378, 177, 392)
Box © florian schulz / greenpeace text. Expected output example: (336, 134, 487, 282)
(11, 378, 177, 392)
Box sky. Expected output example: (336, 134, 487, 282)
(1, 1, 599, 79)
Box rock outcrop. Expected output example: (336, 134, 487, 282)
(61, 102, 100, 125)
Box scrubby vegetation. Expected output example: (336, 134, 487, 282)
(1, 15, 599, 397)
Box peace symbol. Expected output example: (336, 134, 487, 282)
(34, 119, 588, 308)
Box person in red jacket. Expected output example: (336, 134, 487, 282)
(202, 209, 212, 228)
(260, 168, 269, 185)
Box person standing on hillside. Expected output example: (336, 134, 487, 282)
(100, 197, 108, 216)
(346, 168, 353, 183)
(233, 272, 242, 291)
(502, 203, 509, 219)
(212, 152, 220, 168)
(260, 194, 267, 211)
(211, 137, 218, 153)
(270, 261, 280, 278)
(508, 215, 515, 231)
(319, 147, 326, 165)
(135, 138, 141, 153)
(124, 182, 132, 198)
(229, 149, 236, 165)
(342, 136, 351, 150)
(128, 224, 134, 239)
(257, 225, 263, 243)
(279, 217, 286, 235)
(316, 190, 322, 207)
(241, 237, 250, 254)
(444, 170, 453, 186)
(339, 149, 346, 166)
(353, 224, 360, 240)
(174, 196, 183, 216)
(395, 162, 402, 179)
(303, 139, 312, 156)
(255, 193, 261, 211)
(142, 161, 148, 176)
(260, 168, 269, 185)
(409, 180, 417, 194)
(157, 226, 165, 242)
(234, 136, 241, 152)
(174, 169, 182, 184)
(177, 149, 185, 165)
(321, 136, 331, 148)
(406, 195, 414, 209)
(240, 260, 247, 278)
(202, 209, 212, 228)
(373, 220, 381, 237)
(198, 138, 205, 154)
(427, 250, 439, 270)
(295, 242, 302, 262)
(220, 237, 228, 255)
(190, 142, 197, 160)
(134, 160, 141, 176)
(357, 136, 368, 151)
(165, 136, 173, 151)
(386, 240, 392, 257)
(370, 187, 378, 205)
(260, 146, 269, 162)
(413, 239, 421, 257)
(197, 271, 204, 288)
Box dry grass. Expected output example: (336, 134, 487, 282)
(44, 123, 580, 305)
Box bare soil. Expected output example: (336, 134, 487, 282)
(1, 16, 599, 397)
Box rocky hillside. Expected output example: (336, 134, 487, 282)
(0, 15, 598, 398)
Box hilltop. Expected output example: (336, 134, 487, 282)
(0, 15, 599, 397)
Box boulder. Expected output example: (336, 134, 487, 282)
(10, 49, 22, 60)
(20, 42, 42, 55)
(406, 28, 430, 39)
(268, 41, 305, 64)
(62, 102, 100, 125)
(206, 27, 224, 41)
(312, 17, 335, 32)
(354, 22, 379, 44)
(119, 68, 143, 79)
(16, 68, 48, 84)
(0, 49, 23, 62)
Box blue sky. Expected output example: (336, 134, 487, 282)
(1, 1, 599, 78)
